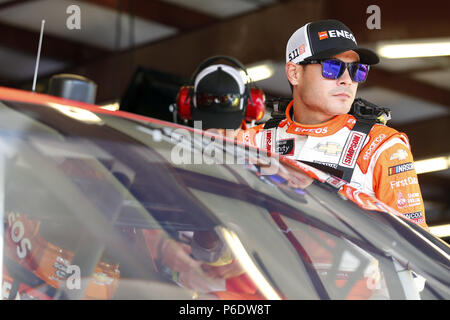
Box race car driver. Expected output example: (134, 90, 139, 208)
(236, 19, 428, 230)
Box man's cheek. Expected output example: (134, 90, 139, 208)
(351, 85, 358, 98)
(305, 85, 324, 102)
(305, 93, 324, 109)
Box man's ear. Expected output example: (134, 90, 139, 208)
(285, 62, 300, 86)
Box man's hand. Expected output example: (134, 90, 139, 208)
(160, 239, 201, 273)
(160, 238, 226, 293)
(201, 260, 245, 279)
(177, 266, 225, 294)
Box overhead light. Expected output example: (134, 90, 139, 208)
(240, 62, 275, 82)
(414, 156, 450, 174)
(429, 224, 450, 238)
(377, 39, 450, 59)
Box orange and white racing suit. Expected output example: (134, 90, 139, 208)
(237, 101, 428, 230)
(2, 212, 120, 300)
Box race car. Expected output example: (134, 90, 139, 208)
(0, 86, 448, 300)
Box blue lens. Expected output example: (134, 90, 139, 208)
(322, 60, 343, 79)
(320, 59, 369, 83)
(350, 63, 369, 83)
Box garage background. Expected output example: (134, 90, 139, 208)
(0, 0, 448, 240)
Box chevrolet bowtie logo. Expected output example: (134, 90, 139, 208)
(315, 142, 343, 155)
(390, 149, 408, 161)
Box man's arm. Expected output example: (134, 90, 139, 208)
(235, 123, 264, 146)
(372, 141, 428, 230)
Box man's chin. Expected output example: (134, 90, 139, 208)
(328, 103, 352, 116)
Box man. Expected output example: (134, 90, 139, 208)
(191, 62, 249, 130)
(237, 19, 427, 229)
(177, 56, 265, 131)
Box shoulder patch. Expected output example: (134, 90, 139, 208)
(357, 124, 408, 174)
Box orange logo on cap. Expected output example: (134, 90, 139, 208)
(318, 31, 328, 40)
(298, 44, 305, 55)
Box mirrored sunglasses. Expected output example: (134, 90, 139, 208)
(299, 59, 370, 83)
(195, 93, 243, 109)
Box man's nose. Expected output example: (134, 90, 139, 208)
(338, 67, 353, 85)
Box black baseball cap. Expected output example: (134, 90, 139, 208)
(192, 64, 246, 129)
(286, 19, 379, 65)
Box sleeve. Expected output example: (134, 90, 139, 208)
(372, 141, 428, 230)
(235, 124, 264, 147)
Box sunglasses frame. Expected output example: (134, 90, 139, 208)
(298, 59, 370, 83)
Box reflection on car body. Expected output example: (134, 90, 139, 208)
(0, 87, 449, 300)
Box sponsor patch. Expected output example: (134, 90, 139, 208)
(318, 31, 328, 40)
(288, 48, 300, 62)
(298, 43, 305, 55)
(390, 176, 418, 189)
(93, 272, 114, 286)
(294, 127, 328, 135)
(314, 142, 343, 156)
(276, 139, 295, 156)
(363, 134, 386, 161)
(388, 162, 414, 176)
(265, 130, 273, 152)
(288, 44, 306, 62)
(313, 160, 338, 169)
(339, 132, 365, 168)
(407, 193, 422, 207)
(318, 30, 356, 43)
(403, 211, 423, 220)
(396, 192, 407, 209)
(390, 149, 408, 161)
(50, 256, 71, 283)
(326, 176, 346, 189)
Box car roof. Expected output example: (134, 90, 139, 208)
(0, 85, 416, 225)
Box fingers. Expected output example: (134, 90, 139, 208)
(178, 268, 226, 293)
(158, 238, 246, 294)
(161, 239, 201, 273)
(202, 261, 245, 279)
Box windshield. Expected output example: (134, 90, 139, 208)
(1, 100, 449, 300)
